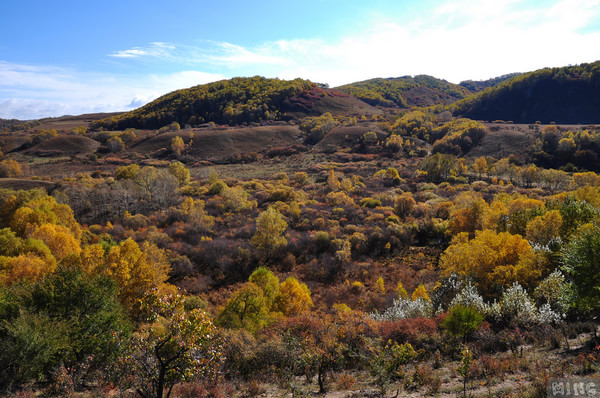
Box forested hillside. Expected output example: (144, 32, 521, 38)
(458, 73, 522, 92)
(453, 62, 600, 123)
(337, 75, 472, 108)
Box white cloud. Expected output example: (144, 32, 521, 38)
(0, 61, 225, 119)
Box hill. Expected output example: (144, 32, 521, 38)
(22, 135, 100, 157)
(458, 73, 522, 92)
(91, 76, 380, 130)
(129, 125, 303, 162)
(336, 75, 472, 108)
(453, 62, 600, 123)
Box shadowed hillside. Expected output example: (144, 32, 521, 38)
(453, 62, 600, 123)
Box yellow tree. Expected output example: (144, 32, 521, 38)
(179, 197, 214, 233)
(412, 284, 430, 301)
(526, 210, 562, 246)
(9, 196, 81, 240)
(105, 238, 172, 313)
(217, 282, 269, 331)
(30, 223, 81, 260)
(249, 266, 280, 310)
(472, 156, 488, 180)
(250, 207, 288, 259)
(440, 230, 546, 298)
(275, 276, 313, 316)
(0, 253, 55, 285)
(448, 193, 488, 237)
(167, 161, 190, 186)
(171, 136, 185, 157)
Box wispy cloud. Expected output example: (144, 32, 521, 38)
(109, 42, 176, 59)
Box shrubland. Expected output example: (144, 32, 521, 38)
(1, 95, 600, 397)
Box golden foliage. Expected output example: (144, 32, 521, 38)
(440, 229, 546, 297)
(411, 284, 430, 301)
(0, 253, 55, 285)
(30, 223, 81, 260)
(105, 238, 172, 312)
(526, 210, 562, 245)
(275, 276, 313, 316)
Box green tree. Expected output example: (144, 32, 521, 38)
(217, 282, 269, 331)
(561, 225, 600, 314)
(119, 293, 222, 398)
(0, 266, 130, 388)
(248, 266, 280, 310)
(441, 305, 483, 344)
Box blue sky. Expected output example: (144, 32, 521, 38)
(1, 0, 600, 119)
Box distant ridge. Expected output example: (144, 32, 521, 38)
(459, 73, 522, 92)
(453, 62, 600, 124)
(336, 75, 472, 108)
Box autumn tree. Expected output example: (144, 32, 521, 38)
(419, 153, 456, 183)
(178, 197, 214, 233)
(171, 136, 185, 157)
(115, 164, 140, 180)
(394, 193, 415, 219)
(0, 159, 24, 178)
(448, 193, 488, 237)
(525, 210, 562, 246)
(107, 136, 125, 152)
(0, 251, 56, 285)
(9, 195, 81, 239)
(472, 156, 488, 180)
(222, 186, 254, 212)
(274, 276, 313, 316)
(167, 161, 190, 186)
(250, 207, 288, 259)
(411, 284, 430, 301)
(280, 314, 344, 393)
(104, 238, 172, 314)
(300, 112, 339, 144)
(440, 230, 546, 298)
(30, 223, 81, 260)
